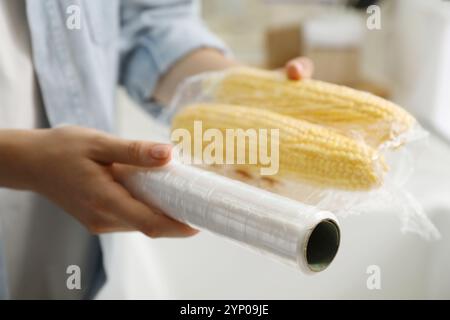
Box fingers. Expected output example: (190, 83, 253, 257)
(101, 182, 198, 238)
(285, 57, 314, 80)
(90, 140, 196, 238)
(92, 135, 172, 167)
(85, 214, 134, 234)
(109, 163, 138, 185)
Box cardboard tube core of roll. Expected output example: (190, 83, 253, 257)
(305, 219, 340, 272)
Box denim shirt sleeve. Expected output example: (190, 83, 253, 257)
(119, 0, 229, 116)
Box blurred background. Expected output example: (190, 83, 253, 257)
(110, 0, 450, 299)
(200, 0, 450, 140)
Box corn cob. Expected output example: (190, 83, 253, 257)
(172, 103, 386, 190)
(210, 67, 415, 148)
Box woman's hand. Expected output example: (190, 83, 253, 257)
(284, 57, 314, 80)
(0, 126, 197, 238)
(154, 48, 314, 105)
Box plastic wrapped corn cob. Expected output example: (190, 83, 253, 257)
(165, 67, 426, 150)
(159, 67, 438, 240)
(172, 103, 387, 190)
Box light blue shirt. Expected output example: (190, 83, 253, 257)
(0, 0, 227, 299)
(27, 0, 227, 131)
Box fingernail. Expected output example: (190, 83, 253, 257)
(294, 61, 304, 74)
(287, 62, 302, 80)
(150, 144, 171, 160)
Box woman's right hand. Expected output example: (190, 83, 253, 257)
(0, 126, 197, 238)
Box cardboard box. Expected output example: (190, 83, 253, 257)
(266, 24, 360, 85)
(265, 25, 303, 70)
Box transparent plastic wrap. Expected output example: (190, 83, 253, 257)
(158, 67, 438, 240)
(122, 161, 340, 273)
(162, 67, 428, 151)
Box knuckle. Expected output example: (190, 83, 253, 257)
(54, 125, 75, 133)
(127, 141, 143, 163)
(87, 219, 105, 234)
(143, 225, 160, 239)
(53, 125, 87, 140)
(51, 126, 75, 142)
(89, 133, 106, 146)
(84, 194, 109, 215)
(87, 134, 109, 156)
(52, 126, 107, 156)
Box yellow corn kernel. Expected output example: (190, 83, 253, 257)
(172, 103, 386, 190)
(211, 67, 415, 148)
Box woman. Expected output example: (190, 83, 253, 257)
(0, 0, 313, 299)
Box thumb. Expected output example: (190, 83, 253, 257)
(93, 136, 172, 167)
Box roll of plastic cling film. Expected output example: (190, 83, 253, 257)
(123, 161, 340, 273)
